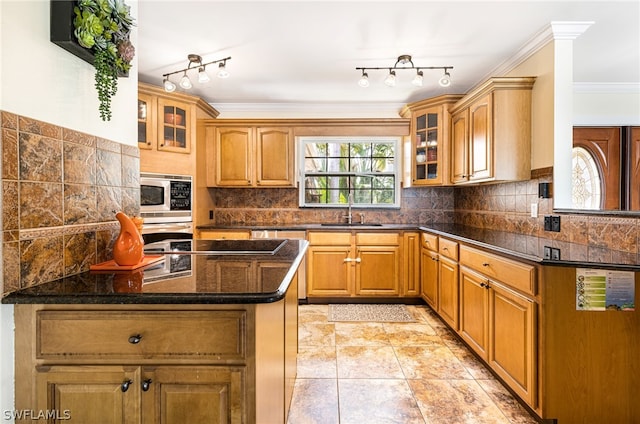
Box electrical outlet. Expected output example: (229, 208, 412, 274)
(544, 215, 561, 232)
(551, 215, 561, 232)
(544, 216, 552, 231)
(209, 210, 214, 220)
(543, 246, 552, 259)
(551, 247, 561, 261)
(531, 203, 538, 218)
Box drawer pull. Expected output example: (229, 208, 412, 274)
(128, 334, 143, 344)
(142, 378, 153, 392)
(482, 262, 490, 267)
(121, 379, 132, 392)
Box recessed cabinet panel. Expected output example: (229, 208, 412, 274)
(256, 128, 294, 186)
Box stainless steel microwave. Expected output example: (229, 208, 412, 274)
(140, 172, 192, 224)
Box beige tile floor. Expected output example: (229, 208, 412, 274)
(287, 304, 539, 424)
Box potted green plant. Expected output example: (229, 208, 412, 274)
(72, 0, 135, 121)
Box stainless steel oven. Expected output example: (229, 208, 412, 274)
(140, 172, 192, 224)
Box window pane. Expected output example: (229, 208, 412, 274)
(373, 190, 394, 204)
(305, 157, 326, 172)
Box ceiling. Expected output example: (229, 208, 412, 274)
(136, 1, 640, 117)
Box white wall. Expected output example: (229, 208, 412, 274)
(574, 87, 640, 126)
(0, 0, 138, 144)
(0, 1, 138, 419)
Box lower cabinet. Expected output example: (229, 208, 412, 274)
(421, 231, 538, 412)
(35, 365, 245, 424)
(15, 302, 298, 424)
(306, 232, 401, 297)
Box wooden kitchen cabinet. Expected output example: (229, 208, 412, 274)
(458, 245, 537, 408)
(400, 95, 463, 186)
(207, 124, 295, 187)
(402, 232, 421, 297)
(450, 77, 535, 184)
(138, 82, 219, 174)
(420, 232, 439, 308)
(15, 301, 298, 424)
(306, 231, 401, 298)
(306, 232, 353, 297)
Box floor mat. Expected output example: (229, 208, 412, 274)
(327, 304, 415, 322)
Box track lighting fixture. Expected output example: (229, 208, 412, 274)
(162, 54, 231, 92)
(356, 55, 453, 88)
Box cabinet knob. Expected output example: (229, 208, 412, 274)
(142, 378, 153, 392)
(128, 334, 143, 344)
(121, 379, 133, 392)
(431, 256, 439, 261)
(355, 257, 361, 263)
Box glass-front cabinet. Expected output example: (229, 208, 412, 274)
(401, 94, 463, 186)
(137, 93, 155, 150)
(157, 98, 191, 153)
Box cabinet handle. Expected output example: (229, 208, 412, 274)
(482, 262, 490, 267)
(121, 379, 133, 392)
(128, 334, 143, 344)
(141, 378, 153, 392)
(344, 258, 352, 263)
(431, 256, 439, 261)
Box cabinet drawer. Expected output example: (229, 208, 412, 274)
(36, 310, 247, 362)
(421, 233, 438, 251)
(459, 246, 535, 296)
(356, 232, 399, 245)
(438, 238, 459, 260)
(199, 230, 251, 240)
(308, 232, 351, 245)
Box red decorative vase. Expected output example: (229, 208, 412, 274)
(113, 212, 144, 266)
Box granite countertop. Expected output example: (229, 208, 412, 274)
(2, 239, 308, 305)
(201, 223, 640, 270)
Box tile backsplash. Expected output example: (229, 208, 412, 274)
(211, 186, 455, 226)
(454, 170, 640, 261)
(1, 111, 140, 294)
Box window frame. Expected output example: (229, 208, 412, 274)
(298, 136, 402, 208)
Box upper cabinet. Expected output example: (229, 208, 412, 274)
(138, 83, 218, 174)
(450, 77, 536, 184)
(401, 95, 463, 186)
(206, 123, 295, 187)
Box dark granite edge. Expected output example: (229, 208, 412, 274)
(1, 242, 310, 305)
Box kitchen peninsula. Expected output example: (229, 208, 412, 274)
(3, 239, 307, 424)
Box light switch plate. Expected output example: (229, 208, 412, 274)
(531, 203, 538, 218)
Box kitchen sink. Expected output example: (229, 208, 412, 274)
(320, 223, 383, 226)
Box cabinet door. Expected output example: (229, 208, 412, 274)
(489, 282, 537, 407)
(256, 127, 294, 187)
(468, 94, 493, 181)
(421, 248, 438, 309)
(459, 266, 489, 359)
(438, 256, 459, 330)
(355, 245, 400, 296)
(451, 109, 469, 183)
(141, 366, 246, 424)
(138, 93, 155, 151)
(157, 98, 191, 153)
(215, 127, 253, 186)
(403, 232, 421, 297)
(35, 366, 137, 424)
(413, 108, 443, 185)
(306, 246, 352, 296)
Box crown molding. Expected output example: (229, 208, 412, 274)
(481, 21, 594, 84)
(210, 102, 406, 119)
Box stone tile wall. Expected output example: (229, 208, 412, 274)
(1, 111, 140, 294)
(211, 186, 455, 226)
(454, 170, 640, 261)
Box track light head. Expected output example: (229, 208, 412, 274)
(384, 70, 396, 87)
(439, 70, 452, 87)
